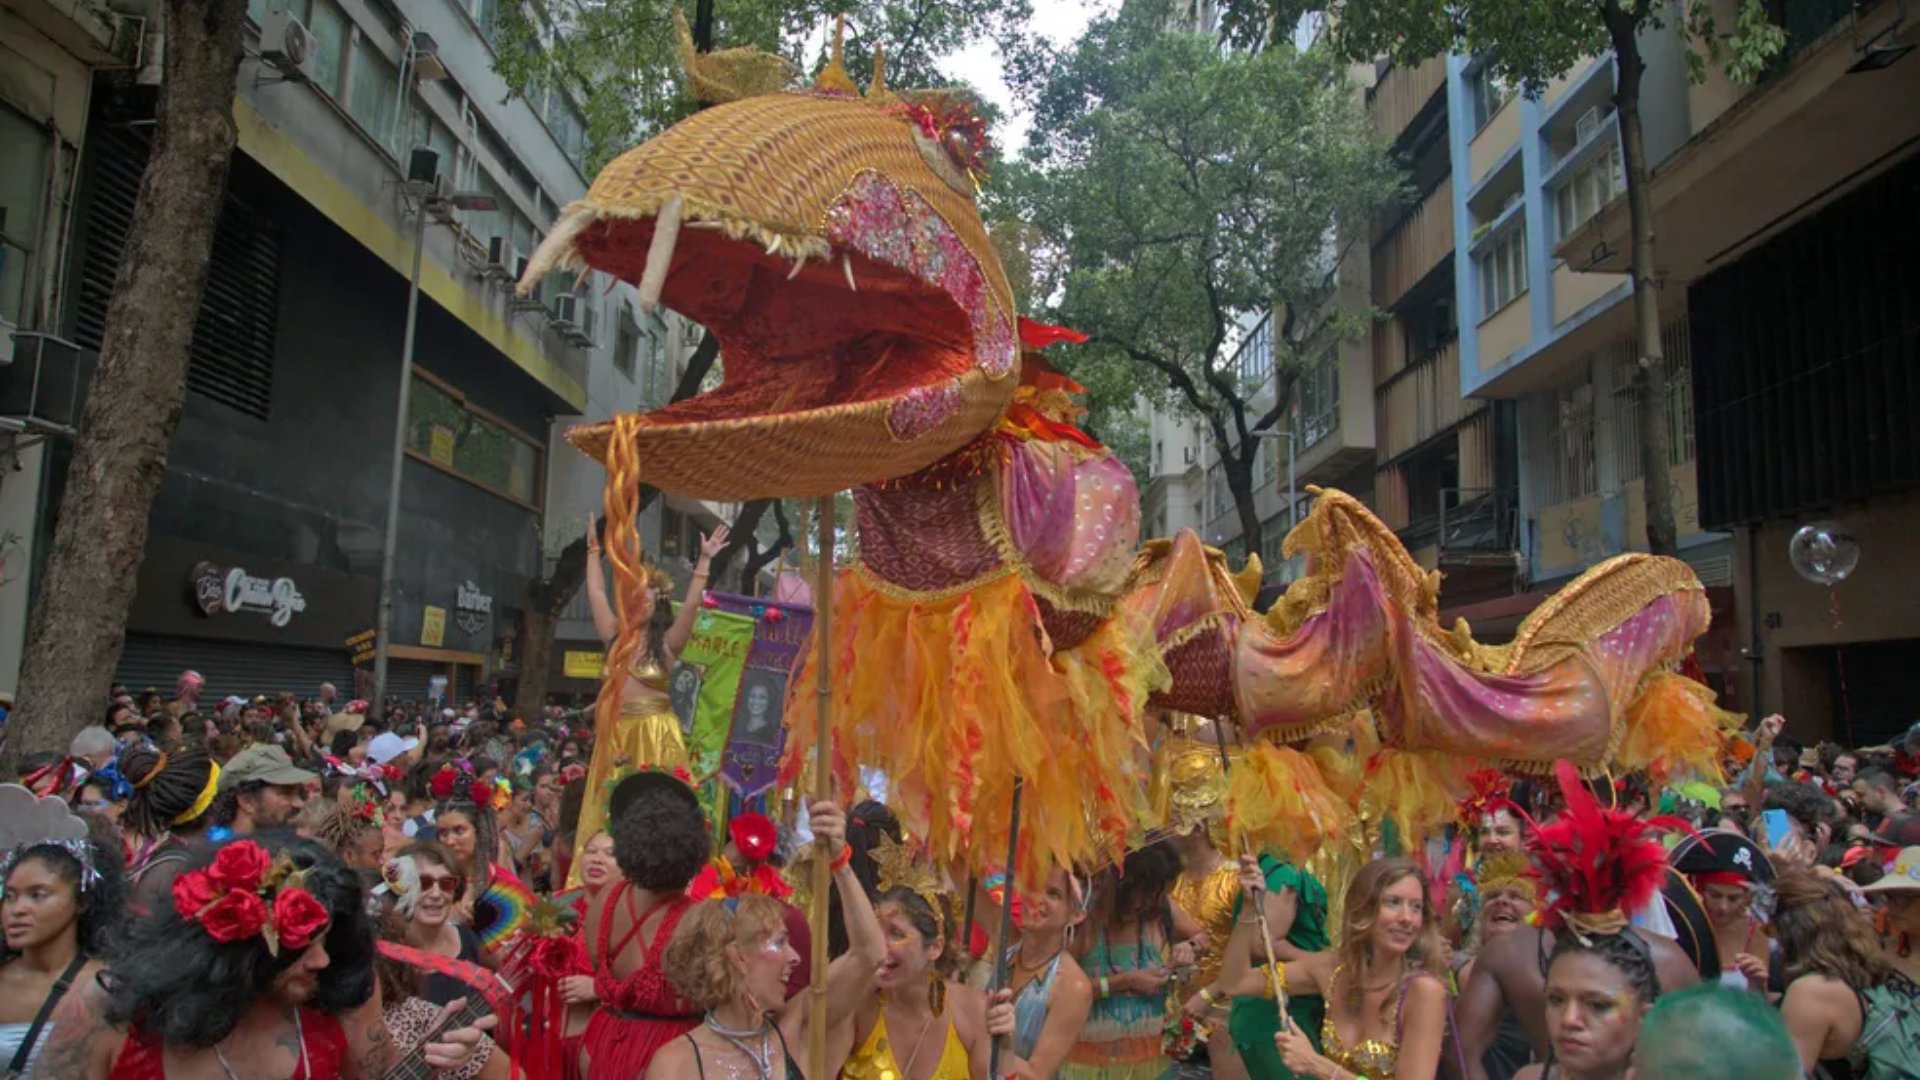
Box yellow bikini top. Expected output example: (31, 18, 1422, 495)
(627, 655, 669, 692)
(841, 1007, 970, 1080)
(1320, 965, 1403, 1080)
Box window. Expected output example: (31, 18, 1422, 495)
(1554, 141, 1624, 241)
(470, 0, 501, 46)
(615, 316, 639, 380)
(1478, 223, 1528, 317)
(1207, 462, 1229, 521)
(1472, 67, 1513, 131)
(0, 107, 49, 325)
(1153, 439, 1164, 473)
(1298, 350, 1340, 448)
(544, 91, 588, 170)
(308, 0, 347, 97)
(348, 37, 399, 154)
(1238, 317, 1273, 387)
(1260, 438, 1278, 485)
(407, 375, 542, 504)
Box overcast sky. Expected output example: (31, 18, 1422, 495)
(946, 0, 1115, 152)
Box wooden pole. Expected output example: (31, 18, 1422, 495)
(1211, 721, 1288, 1014)
(987, 778, 1024, 1079)
(807, 494, 835, 1080)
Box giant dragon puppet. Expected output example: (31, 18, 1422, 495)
(520, 22, 1734, 881)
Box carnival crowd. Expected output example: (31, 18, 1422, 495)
(0, 534, 1904, 1080)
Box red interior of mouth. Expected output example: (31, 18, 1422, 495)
(575, 221, 978, 422)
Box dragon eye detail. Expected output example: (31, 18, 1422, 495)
(889, 95, 992, 198)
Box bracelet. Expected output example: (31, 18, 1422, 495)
(1199, 987, 1216, 1007)
(830, 845, 852, 871)
(1098, 975, 1110, 999)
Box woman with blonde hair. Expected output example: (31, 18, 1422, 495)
(1218, 856, 1450, 1080)
(643, 800, 887, 1079)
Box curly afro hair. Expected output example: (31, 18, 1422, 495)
(610, 782, 709, 891)
(2, 815, 129, 961)
(102, 837, 375, 1047)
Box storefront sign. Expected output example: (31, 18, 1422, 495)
(421, 605, 447, 647)
(563, 651, 605, 679)
(430, 425, 456, 466)
(455, 580, 492, 635)
(345, 628, 377, 666)
(190, 561, 307, 628)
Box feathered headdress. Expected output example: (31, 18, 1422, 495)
(1474, 851, 1539, 902)
(1527, 760, 1689, 942)
(873, 832, 946, 937)
(1458, 769, 1516, 828)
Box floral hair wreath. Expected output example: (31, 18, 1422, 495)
(171, 840, 331, 955)
(429, 763, 495, 808)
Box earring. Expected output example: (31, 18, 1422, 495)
(930, 971, 947, 1016)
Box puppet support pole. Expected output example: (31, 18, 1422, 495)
(807, 495, 835, 1080)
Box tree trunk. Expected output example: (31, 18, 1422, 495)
(511, 532, 592, 716)
(738, 500, 795, 592)
(0, 0, 246, 773)
(513, 606, 558, 715)
(1609, 21, 1680, 557)
(707, 497, 774, 583)
(1225, 453, 1264, 566)
(635, 330, 720, 515)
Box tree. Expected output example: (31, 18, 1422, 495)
(1, 0, 249, 772)
(491, 0, 1036, 174)
(1318, 0, 1783, 556)
(1013, 3, 1401, 559)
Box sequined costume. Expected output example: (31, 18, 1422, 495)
(1169, 861, 1238, 1037)
(842, 1009, 972, 1080)
(1317, 967, 1444, 1080)
(566, 657, 688, 888)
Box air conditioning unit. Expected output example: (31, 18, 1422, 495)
(485, 237, 520, 281)
(1575, 107, 1602, 144)
(258, 9, 314, 81)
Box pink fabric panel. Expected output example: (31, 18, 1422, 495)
(1235, 552, 1396, 738)
(1000, 443, 1140, 597)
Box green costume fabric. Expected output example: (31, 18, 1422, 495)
(1228, 854, 1330, 1080)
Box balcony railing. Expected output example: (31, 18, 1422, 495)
(1375, 340, 1484, 459)
(1437, 487, 1520, 556)
(1371, 175, 1454, 307)
(1368, 57, 1448, 144)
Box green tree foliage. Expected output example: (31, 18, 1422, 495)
(491, 0, 1035, 174)
(1010, 0, 1401, 557)
(1300, 0, 1783, 556)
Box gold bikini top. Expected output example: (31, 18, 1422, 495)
(1321, 965, 1403, 1080)
(627, 656, 669, 693)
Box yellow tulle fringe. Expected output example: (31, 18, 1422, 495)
(1360, 748, 1471, 851)
(783, 569, 1166, 883)
(1226, 743, 1349, 865)
(1615, 671, 1742, 786)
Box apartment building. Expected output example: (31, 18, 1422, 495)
(1549, 0, 1919, 739)
(0, 0, 723, 699)
(1364, 57, 1524, 620)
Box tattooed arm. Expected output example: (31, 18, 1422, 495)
(344, 984, 398, 1080)
(26, 980, 122, 1080)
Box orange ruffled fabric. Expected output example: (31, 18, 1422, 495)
(781, 568, 1165, 884)
(1226, 743, 1349, 865)
(1615, 670, 1743, 786)
(1360, 748, 1472, 852)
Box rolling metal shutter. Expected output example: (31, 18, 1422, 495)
(116, 633, 355, 701)
(73, 122, 280, 421)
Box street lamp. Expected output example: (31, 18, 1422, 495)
(370, 168, 496, 722)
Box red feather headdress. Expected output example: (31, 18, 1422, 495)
(1458, 769, 1516, 827)
(1527, 760, 1691, 941)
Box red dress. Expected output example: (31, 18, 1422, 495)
(578, 882, 699, 1078)
(109, 1009, 348, 1080)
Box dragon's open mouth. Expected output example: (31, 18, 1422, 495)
(561, 183, 1016, 500)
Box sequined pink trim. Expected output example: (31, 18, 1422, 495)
(825, 171, 1018, 379)
(886, 377, 965, 441)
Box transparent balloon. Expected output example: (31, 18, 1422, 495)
(1788, 521, 1859, 586)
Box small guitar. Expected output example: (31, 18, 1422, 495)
(382, 995, 493, 1080)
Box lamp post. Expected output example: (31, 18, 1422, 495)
(370, 178, 496, 722)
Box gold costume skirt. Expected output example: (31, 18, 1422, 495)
(565, 696, 689, 888)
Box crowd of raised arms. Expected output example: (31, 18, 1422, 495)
(8, 671, 1910, 1080)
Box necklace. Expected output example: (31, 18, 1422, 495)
(891, 1004, 940, 1080)
(215, 1009, 308, 1080)
(704, 1014, 774, 1080)
(1015, 941, 1062, 973)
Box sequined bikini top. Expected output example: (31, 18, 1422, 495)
(1320, 965, 1405, 1080)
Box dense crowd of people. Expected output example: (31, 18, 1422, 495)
(0, 527, 1901, 1080)
(9, 674, 1912, 1080)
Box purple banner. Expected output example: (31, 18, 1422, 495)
(707, 591, 813, 796)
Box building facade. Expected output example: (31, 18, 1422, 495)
(0, 0, 726, 703)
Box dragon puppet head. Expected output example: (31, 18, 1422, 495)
(519, 16, 1020, 501)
